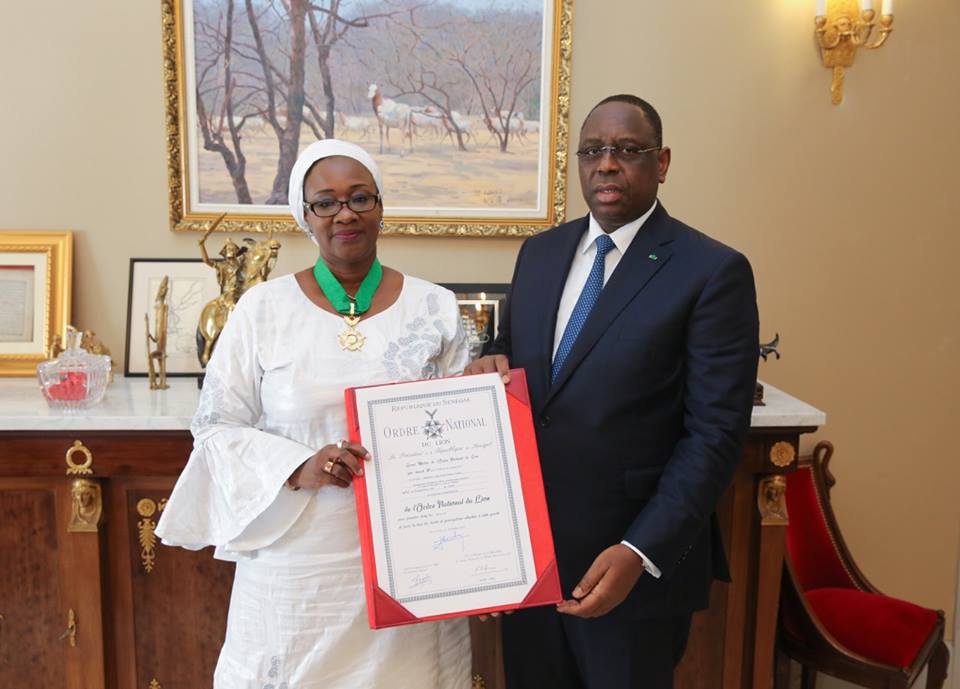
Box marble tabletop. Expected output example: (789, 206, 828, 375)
(0, 377, 825, 432)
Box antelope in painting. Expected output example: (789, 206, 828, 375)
(368, 83, 413, 154)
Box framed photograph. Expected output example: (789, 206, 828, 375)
(0, 231, 72, 377)
(124, 259, 220, 376)
(162, 0, 573, 237)
(441, 283, 509, 359)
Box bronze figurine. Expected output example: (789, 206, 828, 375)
(146, 276, 170, 390)
(196, 215, 282, 366)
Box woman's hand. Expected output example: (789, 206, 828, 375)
(287, 440, 371, 490)
(463, 354, 511, 383)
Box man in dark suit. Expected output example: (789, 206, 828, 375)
(465, 95, 759, 688)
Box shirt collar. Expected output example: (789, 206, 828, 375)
(584, 200, 658, 256)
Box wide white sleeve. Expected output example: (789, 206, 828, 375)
(437, 290, 471, 376)
(156, 298, 315, 554)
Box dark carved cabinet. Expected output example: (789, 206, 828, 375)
(0, 384, 821, 689)
(0, 432, 232, 689)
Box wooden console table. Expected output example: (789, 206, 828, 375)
(0, 378, 823, 689)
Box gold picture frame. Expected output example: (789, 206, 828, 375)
(161, 0, 573, 237)
(0, 231, 73, 376)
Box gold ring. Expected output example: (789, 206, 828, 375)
(323, 459, 337, 474)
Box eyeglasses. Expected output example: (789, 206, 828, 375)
(303, 193, 380, 218)
(575, 145, 661, 162)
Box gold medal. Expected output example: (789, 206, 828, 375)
(338, 303, 365, 351)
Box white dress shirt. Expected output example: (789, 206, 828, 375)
(551, 201, 663, 578)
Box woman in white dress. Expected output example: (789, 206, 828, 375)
(156, 140, 472, 688)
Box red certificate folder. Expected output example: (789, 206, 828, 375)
(346, 369, 561, 629)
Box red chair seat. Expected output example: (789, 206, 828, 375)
(805, 587, 939, 669)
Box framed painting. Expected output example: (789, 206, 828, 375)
(162, 0, 572, 237)
(124, 259, 220, 376)
(441, 282, 509, 359)
(0, 231, 73, 377)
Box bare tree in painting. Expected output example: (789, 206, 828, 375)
(195, 0, 408, 204)
(376, 8, 474, 152)
(448, 11, 539, 153)
(242, 0, 307, 204)
(194, 0, 256, 203)
(367, 4, 540, 153)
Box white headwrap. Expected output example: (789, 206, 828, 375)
(288, 139, 384, 244)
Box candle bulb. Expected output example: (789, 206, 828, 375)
(881, 0, 893, 14)
(816, 0, 826, 16)
(861, 0, 873, 11)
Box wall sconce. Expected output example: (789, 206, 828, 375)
(815, 0, 894, 105)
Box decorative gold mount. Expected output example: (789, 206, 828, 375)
(69, 479, 103, 533)
(149, 678, 163, 689)
(137, 498, 168, 573)
(769, 441, 797, 468)
(758, 475, 789, 526)
(65, 440, 94, 476)
(60, 608, 77, 647)
(815, 0, 894, 105)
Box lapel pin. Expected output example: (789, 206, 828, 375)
(648, 254, 658, 261)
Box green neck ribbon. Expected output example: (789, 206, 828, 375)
(312, 258, 383, 315)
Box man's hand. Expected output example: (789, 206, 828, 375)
(556, 544, 645, 618)
(463, 354, 511, 384)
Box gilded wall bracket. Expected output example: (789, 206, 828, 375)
(815, 0, 895, 105)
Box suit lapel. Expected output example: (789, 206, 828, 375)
(544, 205, 677, 407)
(532, 217, 588, 399)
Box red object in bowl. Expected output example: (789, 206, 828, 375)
(47, 371, 88, 401)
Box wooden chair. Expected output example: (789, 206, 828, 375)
(775, 440, 950, 689)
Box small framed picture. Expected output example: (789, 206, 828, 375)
(440, 283, 509, 360)
(124, 259, 220, 376)
(0, 231, 72, 376)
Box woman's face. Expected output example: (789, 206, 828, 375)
(303, 156, 382, 269)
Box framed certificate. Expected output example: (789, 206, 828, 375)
(346, 370, 560, 628)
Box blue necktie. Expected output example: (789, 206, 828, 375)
(552, 234, 615, 382)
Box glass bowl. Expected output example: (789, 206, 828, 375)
(37, 328, 111, 412)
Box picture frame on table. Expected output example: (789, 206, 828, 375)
(0, 231, 73, 377)
(124, 258, 219, 377)
(440, 283, 509, 360)
(161, 0, 572, 237)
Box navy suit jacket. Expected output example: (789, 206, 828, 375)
(490, 204, 759, 618)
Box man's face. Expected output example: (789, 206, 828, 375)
(577, 102, 671, 232)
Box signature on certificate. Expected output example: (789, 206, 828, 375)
(432, 529, 467, 552)
(409, 572, 434, 589)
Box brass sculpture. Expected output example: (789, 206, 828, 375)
(196, 215, 282, 366)
(145, 276, 170, 390)
(240, 233, 282, 291)
(197, 214, 242, 366)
